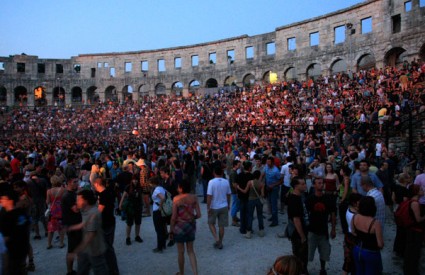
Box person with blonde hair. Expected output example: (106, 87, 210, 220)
(267, 255, 303, 275)
(46, 178, 66, 249)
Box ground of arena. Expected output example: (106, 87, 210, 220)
(30, 195, 403, 275)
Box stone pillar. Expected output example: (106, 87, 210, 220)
(322, 69, 331, 77)
(182, 88, 189, 98)
(297, 72, 307, 81)
(65, 86, 72, 106)
(132, 91, 139, 103)
(27, 89, 34, 106)
(7, 85, 13, 107)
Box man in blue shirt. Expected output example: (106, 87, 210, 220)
(351, 159, 383, 196)
(263, 156, 282, 227)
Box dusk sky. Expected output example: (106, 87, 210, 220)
(0, 0, 364, 59)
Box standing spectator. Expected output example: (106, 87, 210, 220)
(46, 178, 66, 249)
(62, 178, 83, 275)
(150, 176, 168, 253)
(238, 170, 265, 238)
(235, 161, 253, 236)
(351, 196, 384, 275)
(287, 176, 309, 274)
(27, 173, 48, 240)
(263, 156, 282, 227)
(93, 178, 119, 275)
(360, 175, 386, 233)
(306, 178, 336, 275)
(169, 180, 201, 275)
(68, 189, 108, 275)
(119, 175, 143, 245)
(351, 160, 383, 195)
(0, 188, 31, 275)
(403, 184, 425, 275)
(280, 156, 293, 214)
(229, 160, 241, 227)
(207, 166, 231, 249)
(413, 164, 425, 205)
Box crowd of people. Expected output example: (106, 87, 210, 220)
(0, 60, 424, 275)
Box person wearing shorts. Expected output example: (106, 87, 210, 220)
(306, 178, 336, 275)
(207, 166, 231, 249)
(61, 178, 83, 275)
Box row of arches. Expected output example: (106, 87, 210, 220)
(0, 46, 419, 106)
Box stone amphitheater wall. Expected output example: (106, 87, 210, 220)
(0, 0, 424, 106)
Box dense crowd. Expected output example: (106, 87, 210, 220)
(0, 60, 425, 275)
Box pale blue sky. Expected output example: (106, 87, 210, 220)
(0, 0, 364, 59)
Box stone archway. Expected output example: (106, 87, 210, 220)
(306, 63, 322, 80)
(0, 86, 7, 105)
(384, 47, 406, 67)
(14, 86, 28, 105)
(172, 81, 183, 96)
(87, 86, 98, 104)
(122, 85, 133, 102)
(155, 83, 166, 97)
(357, 54, 376, 71)
(53, 86, 65, 106)
(330, 59, 347, 74)
(138, 85, 149, 101)
(242, 74, 255, 87)
(284, 67, 297, 81)
(34, 86, 47, 106)
(262, 71, 271, 84)
(71, 87, 82, 103)
(206, 78, 218, 88)
(105, 86, 118, 102)
(189, 80, 200, 95)
(224, 76, 236, 86)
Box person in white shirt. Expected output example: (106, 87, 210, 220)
(207, 166, 231, 250)
(280, 156, 293, 213)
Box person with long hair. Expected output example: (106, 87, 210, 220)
(267, 255, 303, 275)
(351, 196, 384, 275)
(169, 180, 201, 275)
(46, 178, 66, 249)
(339, 166, 352, 234)
(150, 176, 168, 253)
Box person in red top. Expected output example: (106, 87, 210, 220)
(45, 150, 56, 172)
(10, 152, 22, 175)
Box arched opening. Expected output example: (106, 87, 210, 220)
(357, 54, 376, 71)
(71, 87, 82, 103)
(87, 86, 98, 104)
(262, 71, 272, 84)
(306, 63, 322, 80)
(14, 86, 28, 105)
(284, 67, 297, 81)
(420, 43, 425, 62)
(138, 85, 149, 101)
(331, 59, 348, 74)
(384, 47, 406, 67)
(105, 86, 118, 102)
(206, 78, 218, 88)
(242, 74, 255, 87)
(172, 82, 183, 96)
(34, 86, 47, 107)
(53, 86, 66, 106)
(155, 83, 166, 97)
(224, 76, 236, 86)
(189, 80, 200, 95)
(0, 86, 7, 105)
(122, 85, 133, 102)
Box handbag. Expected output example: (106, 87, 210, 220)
(251, 180, 267, 205)
(45, 189, 60, 219)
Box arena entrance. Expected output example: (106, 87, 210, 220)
(14, 86, 28, 106)
(34, 86, 47, 107)
(384, 47, 406, 67)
